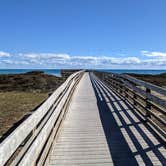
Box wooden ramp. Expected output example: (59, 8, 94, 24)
(47, 73, 166, 166)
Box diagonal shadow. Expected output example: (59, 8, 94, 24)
(90, 74, 138, 166)
(90, 73, 166, 166)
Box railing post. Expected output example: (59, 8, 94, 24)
(145, 88, 151, 121)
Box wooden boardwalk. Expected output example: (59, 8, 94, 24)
(47, 73, 113, 165)
(47, 73, 166, 166)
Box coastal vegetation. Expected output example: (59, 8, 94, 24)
(0, 71, 64, 138)
(0, 71, 62, 92)
(0, 71, 165, 138)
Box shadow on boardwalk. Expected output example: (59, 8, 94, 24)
(90, 74, 166, 166)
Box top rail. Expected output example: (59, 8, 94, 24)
(121, 74, 166, 96)
(96, 71, 166, 106)
(0, 70, 84, 166)
(101, 71, 166, 95)
(93, 71, 166, 141)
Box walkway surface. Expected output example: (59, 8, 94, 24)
(47, 73, 166, 166)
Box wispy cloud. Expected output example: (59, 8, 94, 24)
(141, 51, 166, 58)
(19, 53, 141, 68)
(0, 50, 166, 69)
(1, 59, 13, 64)
(0, 51, 10, 57)
(141, 50, 166, 67)
(22, 53, 70, 60)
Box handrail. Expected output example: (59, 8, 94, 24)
(93, 71, 166, 141)
(0, 70, 84, 165)
(121, 74, 166, 96)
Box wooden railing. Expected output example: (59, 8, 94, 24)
(93, 71, 166, 141)
(0, 70, 84, 166)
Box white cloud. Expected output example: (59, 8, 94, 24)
(2, 59, 13, 64)
(23, 53, 70, 60)
(18, 53, 142, 68)
(141, 51, 166, 58)
(141, 50, 166, 66)
(0, 51, 10, 57)
(0, 50, 166, 68)
(2, 59, 30, 65)
(109, 57, 140, 64)
(142, 58, 166, 66)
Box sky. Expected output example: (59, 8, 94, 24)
(0, 0, 166, 69)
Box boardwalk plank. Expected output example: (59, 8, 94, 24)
(47, 73, 166, 166)
(47, 73, 113, 165)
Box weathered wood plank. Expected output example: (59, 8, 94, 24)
(121, 74, 166, 96)
(91, 73, 166, 165)
(47, 73, 113, 165)
(122, 79, 166, 109)
(0, 70, 84, 165)
(94, 71, 166, 141)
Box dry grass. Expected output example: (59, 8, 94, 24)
(0, 92, 48, 137)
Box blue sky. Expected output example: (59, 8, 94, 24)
(0, 0, 166, 69)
